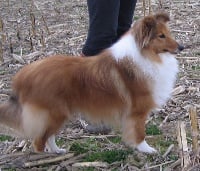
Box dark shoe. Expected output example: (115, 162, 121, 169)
(85, 123, 111, 134)
(78, 118, 111, 134)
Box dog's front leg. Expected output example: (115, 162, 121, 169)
(45, 135, 66, 154)
(122, 114, 157, 153)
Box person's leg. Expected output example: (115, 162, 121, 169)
(82, 0, 120, 56)
(117, 0, 137, 39)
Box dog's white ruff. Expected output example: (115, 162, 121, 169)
(110, 34, 178, 107)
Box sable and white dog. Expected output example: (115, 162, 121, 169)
(0, 12, 184, 154)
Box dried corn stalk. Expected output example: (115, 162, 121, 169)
(0, 17, 5, 41)
(30, 12, 36, 36)
(189, 106, 199, 152)
(143, 0, 153, 16)
(0, 17, 4, 62)
(0, 42, 3, 62)
(143, 0, 146, 16)
(177, 121, 191, 170)
(149, 0, 152, 14)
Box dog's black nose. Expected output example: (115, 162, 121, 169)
(178, 44, 184, 51)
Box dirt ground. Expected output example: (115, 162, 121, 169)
(0, 0, 199, 170)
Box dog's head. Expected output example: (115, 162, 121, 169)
(133, 12, 184, 55)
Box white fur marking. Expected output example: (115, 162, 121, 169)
(45, 135, 66, 154)
(136, 140, 157, 153)
(110, 34, 137, 60)
(22, 104, 48, 139)
(110, 34, 179, 107)
(152, 53, 179, 106)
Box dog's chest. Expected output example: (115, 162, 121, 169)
(135, 53, 179, 107)
(149, 54, 179, 107)
(110, 35, 179, 107)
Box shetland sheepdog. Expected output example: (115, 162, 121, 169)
(0, 12, 184, 154)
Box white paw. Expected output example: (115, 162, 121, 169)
(54, 148, 67, 154)
(45, 135, 67, 154)
(45, 146, 66, 154)
(136, 140, 157, 154)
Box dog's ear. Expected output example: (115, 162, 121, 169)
(138, 16, 157, 48)
(154, 12, 170, 23)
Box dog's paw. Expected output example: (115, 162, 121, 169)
(45, 146, 67, 154)
(54, 148, 67, 154)
(136, 140, 157, 154)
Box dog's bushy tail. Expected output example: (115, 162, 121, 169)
(0, 95, 22, 130)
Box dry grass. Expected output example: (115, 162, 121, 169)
(0, 0, 199, 170)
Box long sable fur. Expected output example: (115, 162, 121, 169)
(0, 12, 181, 153)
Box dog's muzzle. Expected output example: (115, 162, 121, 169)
(178, 44, 184, 51)
(173, 44, 184, 54)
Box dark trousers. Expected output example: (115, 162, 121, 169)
(82, 0, 137, 56)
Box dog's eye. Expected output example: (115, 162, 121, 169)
(159, 34, 165, 38)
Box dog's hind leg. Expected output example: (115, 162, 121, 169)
(22, 104, 67, 153)
(45, 135, 66, 154)
(33, 133, 49, 152)
(33, 126, 65, 153)
(44, 109, 68, 153)
(21, 104, 50, 152)
(122, 114, 157, 153)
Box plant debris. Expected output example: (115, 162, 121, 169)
(0, 0, 199, 170)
